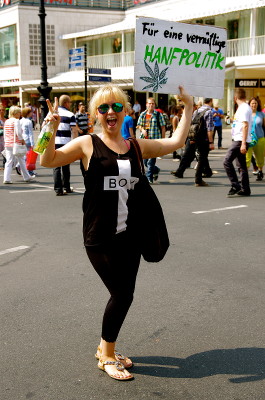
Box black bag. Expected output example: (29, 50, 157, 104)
(156, 111, 171, 133)
(187, 109, 208, 142)
(128, 138, 170, 262)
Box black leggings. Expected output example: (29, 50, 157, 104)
(86, 231, 141, 343)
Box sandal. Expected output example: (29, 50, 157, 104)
(95, 346, 133, 369)
(98, 358, 134, 381)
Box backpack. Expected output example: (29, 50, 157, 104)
(163, 112, 172, 131)
(188, 109, 208, 142)
(156, 111, 170, 133)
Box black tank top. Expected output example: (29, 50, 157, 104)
(82, 134, 141, 246)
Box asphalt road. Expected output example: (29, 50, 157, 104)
(1, 129, 265, 400)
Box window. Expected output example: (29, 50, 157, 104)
(256, 7, 265, 36)
(227, 20, 239, 39)
(29, 24, 55, 66)
(0, 25, 17, 67)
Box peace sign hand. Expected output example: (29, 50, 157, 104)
(46, 97, 59, 119)
(45, 97, 60, 130)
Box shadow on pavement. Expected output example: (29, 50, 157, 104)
(132, 347, 265, 383)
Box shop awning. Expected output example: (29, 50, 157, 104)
(60, 18, 135, 40)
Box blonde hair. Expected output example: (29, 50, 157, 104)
(89, 84, 128, 120)
(9, 106, 21, 118)
(22, 107, 32, 118)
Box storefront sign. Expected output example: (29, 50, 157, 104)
(235, 79, 265, 88)
(134, 17, 227, 98)
(235, 79, 259, 87)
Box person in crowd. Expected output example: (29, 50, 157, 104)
(156, 105, 172, 135)
(21, 107, 36, 176)
(53, 95, 77, 196)
(21, 107, 34, 150)
(172, 98, 213, 185)
(40, 83, 193, 381)
(75, 102, 91, 136)
(246, 97, 265, 181)
(31, 104, 38, 129)
(3, 106, 35, 184)
(212, 104, 224, 149)
(224, 88, 252, 197)
(132, 100, 141, 121)
(171, 105, 183, 159)
(0, 103, 6, 169)
(121, 103, 135, 139)
(137, 97, 166, 183)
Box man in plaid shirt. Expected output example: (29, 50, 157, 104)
(137, 98, 166, 183)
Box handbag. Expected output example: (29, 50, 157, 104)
(249, 113, 258, 148)
(13, 130, 27, 157)
(13, 143, 27, 156)
(128, 138, 170, 262)
(26, 148, 38, 171)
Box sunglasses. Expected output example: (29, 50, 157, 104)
(97, 102, 123, 114)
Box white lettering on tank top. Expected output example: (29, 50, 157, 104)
(103, 159, 139, 234)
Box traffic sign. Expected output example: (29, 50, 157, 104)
(69, 55, 84, 63)
(88, 68, 111, 75)
(89, 76, 112, 82)
(69, 47, 84, 55)
(69, 62, 84, 69)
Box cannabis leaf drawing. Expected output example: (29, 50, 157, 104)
(140, 60, 168, 92)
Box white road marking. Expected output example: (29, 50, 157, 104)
(192, 205, 248, 214)
(0, 246, 29, 256)
(30, 184, 53, 189)
(9, 189, 52, 193)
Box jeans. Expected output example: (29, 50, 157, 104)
(144, 157, 159, 182)
(213, 125, 222, 148)
(53, 144, 71, 193)
(223, 141, 250, 193)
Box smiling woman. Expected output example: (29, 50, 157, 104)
(40, 82, 193, 382)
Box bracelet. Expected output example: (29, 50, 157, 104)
(209, 141, 213, 144)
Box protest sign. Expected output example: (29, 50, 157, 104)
(134, 17, 227, 98)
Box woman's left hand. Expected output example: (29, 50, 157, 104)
(176, 86, 193, 107)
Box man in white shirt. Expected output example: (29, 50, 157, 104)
(224, 88, 252, 197)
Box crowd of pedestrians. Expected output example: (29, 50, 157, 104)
(1, 87, 265, 198)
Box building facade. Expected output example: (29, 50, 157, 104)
(0, 0, 265, 115)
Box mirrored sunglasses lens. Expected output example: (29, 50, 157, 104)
(112, 103, 123, 112)
(98, 104, 109, 114)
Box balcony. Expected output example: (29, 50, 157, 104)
(7, 0, 158, 10)
(84, 37, 265, 71)
(226, 35, 265, 58)
(87, 51, 134, 68)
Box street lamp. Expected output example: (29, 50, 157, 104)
(37, 0, 52, 124)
